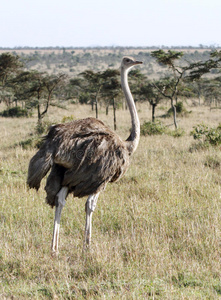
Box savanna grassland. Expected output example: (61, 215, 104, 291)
(0, 47, 215, 78)
(0, 101, 221, 299)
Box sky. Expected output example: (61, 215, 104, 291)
(1, 0, 220, 48)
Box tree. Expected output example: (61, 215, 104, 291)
(140, 80, 164, 122)
(151, 50, 186, 129)
(78, 69, 120, 120)
(79, 70, 103, 118)
(101, 69, 121, 129)
(184, 50, 221, 107)
(42, 73, 68, 119)
(203, 77, 221, 107)
(0, 53, 23, 106)
(129, 69, 146, 105)
(187, 80, 206, 106)
(186, 50, 221, 81)
(0, 52, 22, 86)
(12, 71, 67, 124)
(68, 78, 86, 102)
(150, 49, 219, 129)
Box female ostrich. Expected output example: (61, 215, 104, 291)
(27, 56, 142, 253)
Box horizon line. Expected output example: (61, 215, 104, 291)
(0, 44, 220, 50)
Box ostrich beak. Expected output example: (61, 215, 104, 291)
(134, 60, 143, 65)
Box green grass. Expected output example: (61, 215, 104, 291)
(0, 102, 221, 299)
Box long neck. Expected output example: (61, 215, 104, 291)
(121, 67, 140, 155)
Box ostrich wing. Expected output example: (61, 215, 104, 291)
(45, 118, 130, 198)
(61, 132, 130, 198)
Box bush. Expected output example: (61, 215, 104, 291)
(18, 136, 43, 149)
(190, 124, 209, 141)
(190, 123, 221, 146)
(0, 106, 31, 118)
(176, 101, 184, 113)
(141, 121, 167, 136)
(141, 121, 185, 137)
(79, 92, 90, 104)
(206, 128, 221, 146)
(168, 128, 185, 138)
(166, 101, 191, 118)
(35, 120, 54, 135)
(61, 115, 75, 123)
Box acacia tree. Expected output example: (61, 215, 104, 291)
(12, 71, 67, 124)
(68, 78, 86, 102)
(79, 70, 104, 118)
(0, 52, 23, 106)
(185, 49, 221, 107)
(203, 77, 221, 107)
(150, 50, 187, 129)
(100, 70, 120, 111)
(101, 70, 121, 130)
(129, 69, 146, 106)
(140, 80, 165, 122)
(150, 50, 220, 129)
(9, 71, 33, 107)
(77, 69, 120, 119)
(188, 80, 206, 106)
(186, 50, 221, 81)
(43, 73, 68, 118)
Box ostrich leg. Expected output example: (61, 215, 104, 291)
(51, 186, 68, 253)
(84, 193, 100, 248)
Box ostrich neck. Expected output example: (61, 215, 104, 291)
(121, 67, 140, 155)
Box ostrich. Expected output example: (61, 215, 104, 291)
(27, 56, 143, 254)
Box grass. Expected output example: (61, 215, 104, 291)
(0, 102, 221, 299)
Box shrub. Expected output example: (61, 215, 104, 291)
(166, 101, 191, 118)
(190, 124, 209, 141)
(19, 138, 34, 149)
(0, 106, 31, 118)
(18, 136, 43, 149)
(190, 123, 221, 146)
(61, 115, 75, 123)
(35, 120, 54, 135)
(168, 128, 185, 138)
(206, 128, 221, 146)
(176, 101, 185, 113)
(79, 92, 90, 104)
(141, 121, 185, 137)
(141, 121, 167, 136)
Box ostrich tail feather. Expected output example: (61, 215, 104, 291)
(27, 146, 53, 190)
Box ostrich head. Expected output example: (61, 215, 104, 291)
(121, 56, 143, 71)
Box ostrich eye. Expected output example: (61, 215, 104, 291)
(125, 58, 130, 63)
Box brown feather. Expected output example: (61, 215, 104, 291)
(27, 117, 130, 207)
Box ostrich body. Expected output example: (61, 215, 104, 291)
(27, 57, 142, 253)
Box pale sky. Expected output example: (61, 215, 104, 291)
(1, 0, 220, 48)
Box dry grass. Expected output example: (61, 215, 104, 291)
(0, 102, 221, 299)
